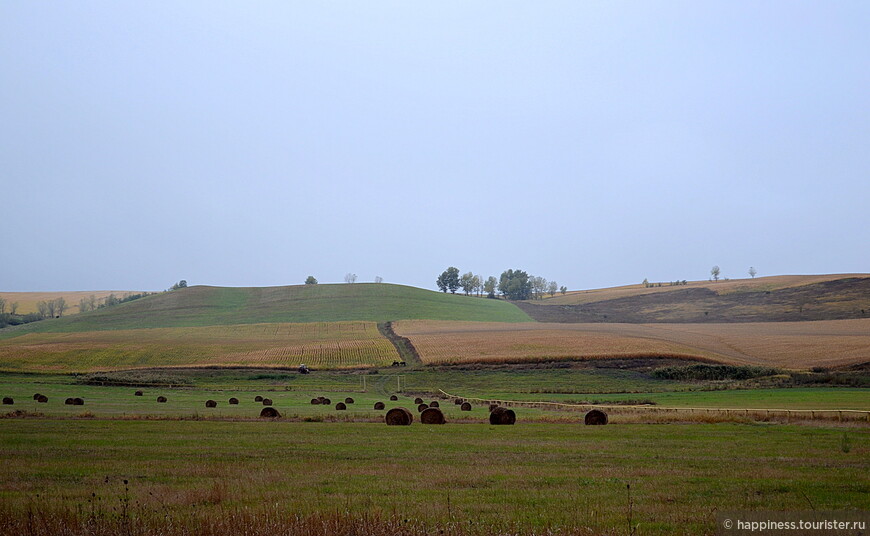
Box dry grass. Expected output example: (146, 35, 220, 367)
(394, 319, 870, 369)
(541, 274, 870, 306)
(0, 290, 142, 315)
(0, 321, 399, 372)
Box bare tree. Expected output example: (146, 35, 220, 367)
(0, 298, 5, 314)
(374, 276, 383, 283)
(748, 266, 757, 278)
(710, 266, 721, 282)
(547, 281, 558, 297)
(53, 298, 68, 317)
(344, 273, 357, 284)
(36, 301, 49, 319)
(10, 302, 18, 315)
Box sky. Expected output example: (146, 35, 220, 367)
(2, 1, 868, 292)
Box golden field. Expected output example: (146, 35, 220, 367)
(0, 290, 141, 315)
(393, 319, 870, 369)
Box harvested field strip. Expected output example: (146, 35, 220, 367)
(0, 322, 399, 372)
(394, 319, 870, 369)
(438, 389, 870, 423)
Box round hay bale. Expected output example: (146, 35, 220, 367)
(33, 393, 42, 400)
(321, 398, 331, 405)
(2, 397, 13, 405)
(489, 404, 499, 412)
(157, 396, 167, 403)
(134, 390, 143, 396)
(414, 397, 424, 404)
(73, 398, 84, 406)
(254, 395, 263, 402)
(429, 401, 440, 408)
(344, 397, 354, 404)
(36, 395, 48, 403)
(205, 400, 217, 408)
(260, 406, 280, 418)
(454, 398, 463, 405)
(262, 398, 273, 406)
(335, 402, 347, 410)
(374, 402, 385, 410)
(389, 395, 398, 401)
(385, 407, 413, 425)
(420, 407, 446, 425)
(65, 398, 75, 405)
(229, 397, 239, 405)
(310, 398, 321, 405)
(417, 403, 428, 412)
(489, 407, 516, 425)
(584, 409, 608, 425)
(461, 402, 472, 411)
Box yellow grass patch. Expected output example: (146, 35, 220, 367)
(0, 322, 398, 372)
(0, 291, 142, 315)
(394, 319, 870, 369)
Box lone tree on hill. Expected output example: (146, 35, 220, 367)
(560, 286, 567, 295)
(436, 267, 461, 293)
(171, 280, 188, 290)
(748, 266, 757, 278)
(711, 266, 721, 282)
(344, 273, 358, 284)
(548, 281, 558, 297)
(305, 276, 318, 285)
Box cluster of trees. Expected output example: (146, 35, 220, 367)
(643, 279, 688, 288)
(436, 267, 566, 300)
(170, 280, 188, 290)
(0, 298, 40, 328)
(710, 266, 759, 282)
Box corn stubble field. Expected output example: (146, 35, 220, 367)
(394, 319, 870, 368)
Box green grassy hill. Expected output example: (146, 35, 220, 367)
(0, 283, 531, 337)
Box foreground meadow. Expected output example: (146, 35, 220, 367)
(0, 420, 867, 536)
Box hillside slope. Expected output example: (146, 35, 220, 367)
(0, 283, 531, 337)
(518, 276, 870, 323)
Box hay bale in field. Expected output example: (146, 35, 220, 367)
(262, 398, 273, 406)
(584, 409, 608, 425)
(254, 395, 263, 402)
(36, 395, 48, 403)
(420, 407, 446, 425)
(429, 401, 439, 408)
(321, 398, 331, 405)
(385, 407, 413, 425)
(345, 397, 354, 404)
(229, 397, 239, 405)
(335, 402, 347, 410)
(33, 393, 42, 400)
(65, 398, 75, 405)
(414, 397, 423, 404)
(454, 398, 463, 405)
(374, 402, 385, 410)
(461, 402, 472, 411)
(134, 390, 143, 396)
(310, 398, 322, 405)
(2, 397, 13, 405)
(260, 407, 280, 418)
(157, 396, 167, 403)
(389, 395, 398, 401)
(489, 407, 516, 425)
(489, 404, 498, 412)
(417, 403, 428, 412)
(205, 400, 217, 408)
(73, 398, 84, 406)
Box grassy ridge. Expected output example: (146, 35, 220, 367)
(0, 283, 531, 338)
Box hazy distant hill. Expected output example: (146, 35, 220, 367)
(518, 274, 870, 323)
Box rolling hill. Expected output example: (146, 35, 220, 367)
(519, 274, 870, 323)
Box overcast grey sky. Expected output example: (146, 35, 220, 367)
(2, 1, 868, 292)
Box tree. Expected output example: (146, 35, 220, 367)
(37, 301, 49, 319)
(171, 280, 188, 291)
(498, 269, 532, 300)
(53, 297, 67, 317)
(548, 281, 558, 297)
(305, 276, 318, 285)
(560, 286, 567, 295)
(374, 276, 384, 284)
(436, 267, 460, 294)
(748, 266, 757, 278)
(10, 302, 18, 315)
(0, 298, 5, 314)
(483, 276, 498, 298)
(710, 266, 720, 282)
(642, 278, 650, 288)
(460, 271, 475, 295)
(344, 273, 358, 284)
(472, 274, 483, 297)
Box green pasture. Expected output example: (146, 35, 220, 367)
(0, 420, 867, 535)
